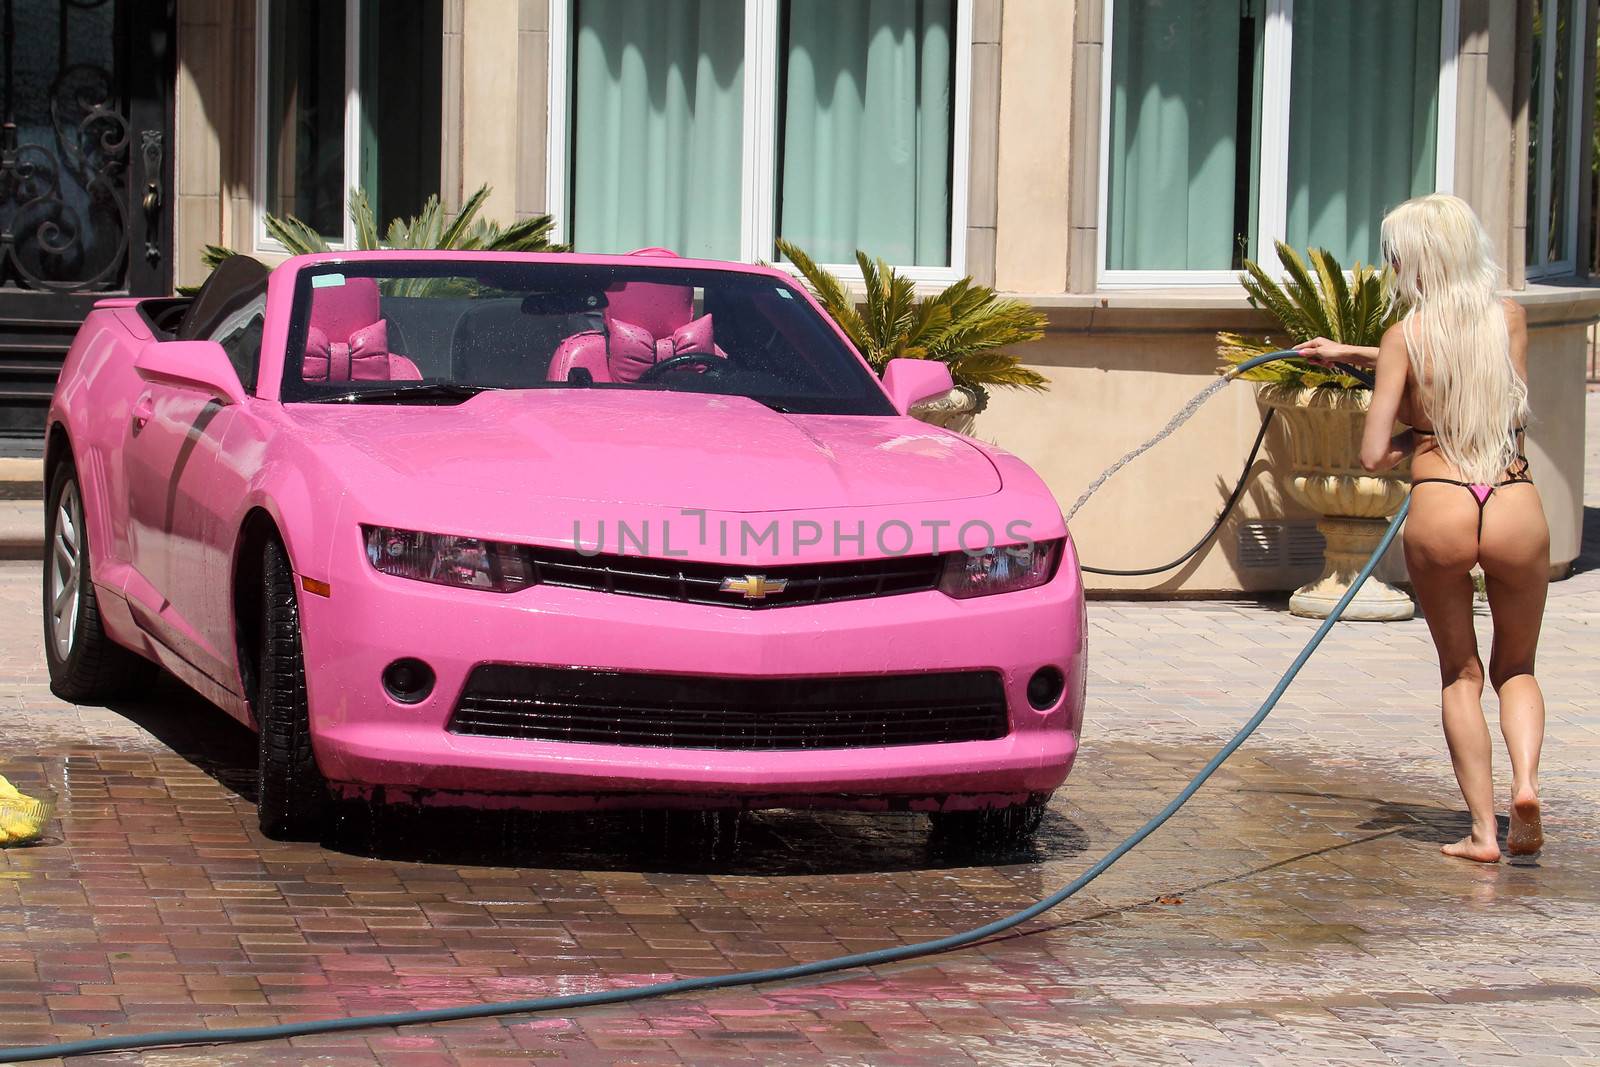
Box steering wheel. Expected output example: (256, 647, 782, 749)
(635, 353, 726, 383)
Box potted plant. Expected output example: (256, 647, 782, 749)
(777, 239, 1047, 433)
(192, 183, 562, 290)
(1217, 242, 1412, 621)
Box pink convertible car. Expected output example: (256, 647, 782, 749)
(43, 249, 1085, 846)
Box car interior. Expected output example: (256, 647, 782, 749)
(147, 255, 888, 413)
(300, 274, 831, 396)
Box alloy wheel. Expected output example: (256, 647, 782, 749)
(49, 480, 82, 660)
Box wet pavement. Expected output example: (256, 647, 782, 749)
(1, 395, 1597, 1065)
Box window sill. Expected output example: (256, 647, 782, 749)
(1002, 280, 1600, 332)
(1513, 279, 1600, 326)
(1002, 286, 1267, 333)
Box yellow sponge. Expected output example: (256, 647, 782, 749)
(0, 775, 53, 847)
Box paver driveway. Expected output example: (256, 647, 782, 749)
(1, 396, 1597, 1065)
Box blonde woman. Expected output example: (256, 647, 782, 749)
(1304, 194, 1547, 863)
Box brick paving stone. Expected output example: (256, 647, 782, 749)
(0, 394, 1597, 1064)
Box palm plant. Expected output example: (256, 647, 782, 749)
(194, 184, 563, 294)
(776, 238, 1047, 412)
(1217, 241, 1397, 390)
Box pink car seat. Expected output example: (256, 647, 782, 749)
(547, 248, 724, 384)
(302, 276, 422, 383)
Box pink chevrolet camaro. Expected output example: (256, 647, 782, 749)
(43, 249, 1085, 847)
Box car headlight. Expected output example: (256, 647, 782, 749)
(938, 539, 1061, 599)
(363, 526, 535, 593)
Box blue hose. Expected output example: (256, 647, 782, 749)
(7, 349, 1401, 1062)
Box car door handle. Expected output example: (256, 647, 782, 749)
(132, 393, 154, 432)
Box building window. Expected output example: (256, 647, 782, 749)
(776, 0, 955, 267)
(1100, 0, 1457, 287)
(553, 0, 969, 278)
(1526, 0, 1586, 278)
(568, 0, 747, 260)
(256, 0, 443, 248)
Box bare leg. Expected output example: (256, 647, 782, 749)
(1406, 486, 1499, 862)
(1481, 483, 1551, 855)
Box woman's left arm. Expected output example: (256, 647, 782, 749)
(1360, 324, 1410, 472)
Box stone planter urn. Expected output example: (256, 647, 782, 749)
(910, 386, 980, 435)
(1258, 384, 1413, 621)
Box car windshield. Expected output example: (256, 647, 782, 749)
(281, 260, 895, 415)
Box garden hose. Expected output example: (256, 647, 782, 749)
(1080, 408, 1275, 577)
(1076, 351, 1374, 577)
(5, 350, 1404, 1063)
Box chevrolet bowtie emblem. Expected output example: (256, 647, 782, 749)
(720, 574, 788, 600)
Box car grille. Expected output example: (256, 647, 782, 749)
(448, 665, 1010, 750)
(523, 546, 943, 609)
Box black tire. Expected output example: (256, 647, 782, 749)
(928, 795, 1049, 853)
(255, 539, 330, 840)
(42, 457, 156, 702)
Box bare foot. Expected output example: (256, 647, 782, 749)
(1441, 836, 1501, 863)
(1507, 789, 1544, 856)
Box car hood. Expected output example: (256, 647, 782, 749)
(284, 389, 1001, 512)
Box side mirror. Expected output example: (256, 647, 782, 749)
(134, 340, 248, 406)
(880, 358, 955, 414)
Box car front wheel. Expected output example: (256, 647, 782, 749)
(43, 458, 154, 702)
(254, 539, 331, 840)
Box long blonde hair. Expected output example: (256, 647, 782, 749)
(1380, 193, 1528, 484)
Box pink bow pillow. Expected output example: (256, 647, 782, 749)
(303, 320, 421, 382)
(607, 314, 724, 383)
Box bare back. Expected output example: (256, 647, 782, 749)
(1400, 299, 1549, 588)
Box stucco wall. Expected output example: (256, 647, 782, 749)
(980, 298, 1327, 595)
(170, 0, 1596, 597)
(980, 288, 1594, 594)
(1519, 288, 1596, 575)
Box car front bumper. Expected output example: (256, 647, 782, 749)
(296, 536, 1086, 812)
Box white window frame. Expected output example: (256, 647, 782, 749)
(1097, 0, 1460, 290)
(546, 0, 973, 284)
(1526, 0, 1587, 279)
(253, 0, 366, 252)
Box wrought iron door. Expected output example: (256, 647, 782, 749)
(0, 0, 173, 449)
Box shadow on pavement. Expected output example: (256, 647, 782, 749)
(1358, 798, 1475, 843)
(324, 802, 1089, 877)
(107, 676, 260, 802)
(1572, 505, 1600, 576)
(97, 680, 1088, 877)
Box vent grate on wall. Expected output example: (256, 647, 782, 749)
(1237, 521, 1326, 570)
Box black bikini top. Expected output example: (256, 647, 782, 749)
(1411, 425, 1525, 438)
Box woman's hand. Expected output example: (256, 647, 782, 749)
(1295, 337, 1380, 368)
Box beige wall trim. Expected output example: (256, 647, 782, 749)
(517, 0, 552, 221)
(1456, 0, 1518, 288)
(965, 0, 1002, 285)
(174, 0, 256, 289)
(1005, 283, 1600, 334)
(442, 0, 464, 213)
(994, 0, 1077, 294)
(1064, 0, 1100, 295)
(1510, 0, 1533, 287)
(1515, 281, 1600, 326)
(459, 0, 522, 222)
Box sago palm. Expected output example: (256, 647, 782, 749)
(196, 184, 562, 294)
(777, 238, 1047, 411)
(1216, 240, 1397, 390)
